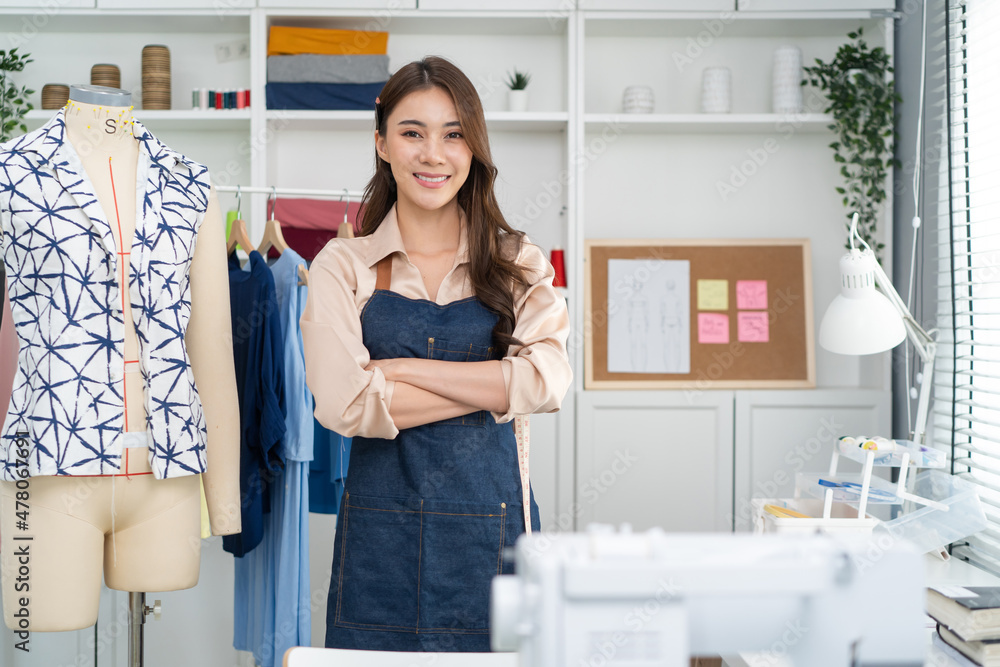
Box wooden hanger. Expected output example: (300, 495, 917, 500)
(257, 187, 290, 256)
(226, 217, 253, 256)
(338, 190, 355, 238)
(226, 185, 253, 255)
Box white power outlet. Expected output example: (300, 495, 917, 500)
(215, 38, 250, 64)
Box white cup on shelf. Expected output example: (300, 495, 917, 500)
(622, 85, 655, 114)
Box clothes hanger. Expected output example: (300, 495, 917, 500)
(337, 189, 354, 239)
(257, 186, 290, 256)
(226, 185, 253, 255)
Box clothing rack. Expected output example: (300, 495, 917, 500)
(214, 185, 366, 201)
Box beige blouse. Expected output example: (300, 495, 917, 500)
(300, 205, 572, 440)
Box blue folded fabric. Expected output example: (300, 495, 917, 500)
(265, 81, 386, 111)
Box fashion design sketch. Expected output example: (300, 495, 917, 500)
(607, 259, 690, 374)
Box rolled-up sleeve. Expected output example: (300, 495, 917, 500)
(300, 242, 399, 439)
(491, 241, 573, 424)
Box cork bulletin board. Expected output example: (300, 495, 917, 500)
(584, 238, 815, 389)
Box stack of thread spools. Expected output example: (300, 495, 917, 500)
(90, 64, 121, 90)
(41, 84, 69, 109)
(141, 45, 171, 110)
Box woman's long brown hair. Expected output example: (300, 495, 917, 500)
(359, 56, 528, 355)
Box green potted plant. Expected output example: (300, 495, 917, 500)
(802, 28, 900, 263)
(506, 68, 531, 113)
(1, 48, 34, 143)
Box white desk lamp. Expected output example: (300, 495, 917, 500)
(819, 213, 937, 445)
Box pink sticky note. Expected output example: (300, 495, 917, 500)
(698, 313, 730, 344)
(736, 280, 768, 310)
(738, 311, 770, 343)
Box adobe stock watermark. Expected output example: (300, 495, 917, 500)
(729, 415, 845, 530)
(715, 89, 827, 202)
(5, 0, 78, 48)
(579, 578, 681, 667)
(510, 118, 626, 235)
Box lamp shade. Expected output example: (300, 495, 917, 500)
(819, 249, 906, 355)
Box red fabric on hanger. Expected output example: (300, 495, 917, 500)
(265, 197, 364, 261)
(267, 197, 362, 232)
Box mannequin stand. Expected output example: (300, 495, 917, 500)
(128, 592, 161, 667)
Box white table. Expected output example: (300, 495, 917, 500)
(283, 555, 999, 667)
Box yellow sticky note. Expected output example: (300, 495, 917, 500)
(697, 279, 729, 310)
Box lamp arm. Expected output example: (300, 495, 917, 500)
(849, 214, 937, 443)
(868, 254, 936, 363)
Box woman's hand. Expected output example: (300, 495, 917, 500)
(365, 357, 411, 382)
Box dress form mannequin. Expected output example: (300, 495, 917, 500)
(0, 86, 241, 632)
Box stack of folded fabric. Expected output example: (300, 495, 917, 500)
(265, 26, 390, 110)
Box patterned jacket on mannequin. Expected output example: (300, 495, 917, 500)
(0, 108, 213, 481)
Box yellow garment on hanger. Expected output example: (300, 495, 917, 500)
(267, 26, 389, 56)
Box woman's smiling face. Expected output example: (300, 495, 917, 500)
(376, 86, 474, 214)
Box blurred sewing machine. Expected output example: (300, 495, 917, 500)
(491, 525, 925, 666)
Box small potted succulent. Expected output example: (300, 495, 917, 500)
(506, 68, 531, 113)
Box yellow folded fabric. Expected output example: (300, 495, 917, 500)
(268, 26, 389, 57)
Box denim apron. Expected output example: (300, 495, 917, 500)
(325, 256, 540, 652)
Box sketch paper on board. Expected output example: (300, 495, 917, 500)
(607, 259, 691, 373)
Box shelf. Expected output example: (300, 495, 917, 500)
(0, 9, 250, 32)
(266, 110, 568, 133)
(24, 109, 251, 131)
(583, 13, 882, 38)
(583, 113, 832, 134)
(264, 10, 570, 35)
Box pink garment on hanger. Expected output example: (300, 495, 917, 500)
(268, 197, 362, 232)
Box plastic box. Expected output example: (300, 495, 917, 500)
(871, 470, 988, 554)
(751, 498, 878, 535)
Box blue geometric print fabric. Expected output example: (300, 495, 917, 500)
(0, 108, 213, 480)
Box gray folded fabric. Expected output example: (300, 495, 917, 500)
(267, 54, 391, 84)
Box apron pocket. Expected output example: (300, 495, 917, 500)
(335, 493, 421, 632)
(426, 337, 494, 362)
(418, 498, 506, 633)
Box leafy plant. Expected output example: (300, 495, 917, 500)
(505, 68, 531, 91)
(1, 48, 34, 143)
(802, 28, 900, 264)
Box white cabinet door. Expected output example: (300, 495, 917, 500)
(581, 0, 734, 10)
(733, 389, 892, 532)
(576, 391, 734, 533)
(419, 0, 572, 8)
(258, 0, 416, 7)
(737, 0, 893, 9)
(97, 0, 253, 6)
(0, 0, 92, 6)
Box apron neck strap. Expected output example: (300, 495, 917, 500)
(375, 255, 393, 291)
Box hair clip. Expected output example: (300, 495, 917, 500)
(374, 96, 382, 126)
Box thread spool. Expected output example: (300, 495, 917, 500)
(41, 84, 70, 110)
(550, 247, 566, 288)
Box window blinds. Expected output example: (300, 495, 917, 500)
(936, 0, 1000, 572)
